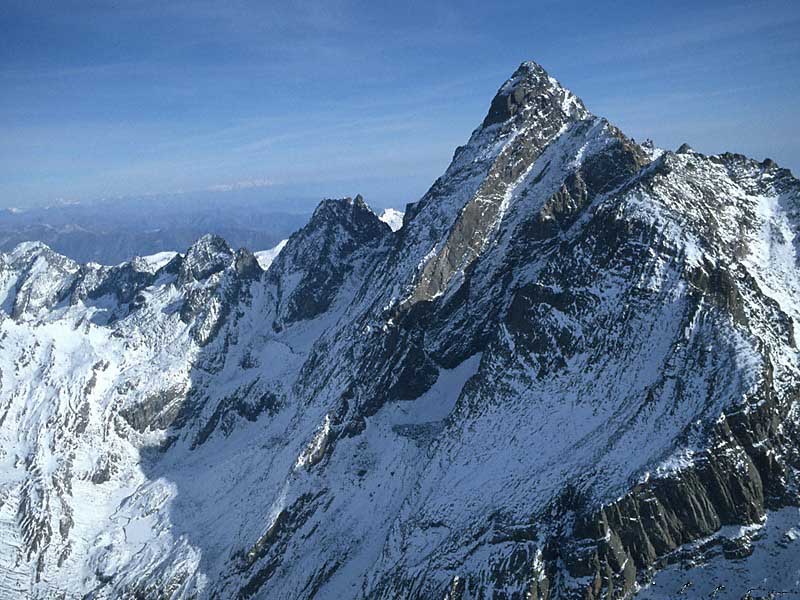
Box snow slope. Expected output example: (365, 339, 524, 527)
(254, 239, 287, 270)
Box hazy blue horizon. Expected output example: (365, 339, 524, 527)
(1, 0, 798, 210)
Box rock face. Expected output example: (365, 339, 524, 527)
(404, 62, 588, 305)
(0, 60, 799, 599)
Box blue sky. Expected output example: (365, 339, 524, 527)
(1, 0, 798, 209)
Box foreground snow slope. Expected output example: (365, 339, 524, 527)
(0, 61, 799, 599)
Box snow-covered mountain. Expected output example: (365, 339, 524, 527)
(379, 208, 404, 232)
(1, 61, 799, 599)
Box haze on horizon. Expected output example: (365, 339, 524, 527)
(1, 0, 798, 210)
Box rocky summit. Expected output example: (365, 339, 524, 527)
(0, 61, 799, 599)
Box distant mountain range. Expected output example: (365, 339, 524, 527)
(0, 190, 319, 264)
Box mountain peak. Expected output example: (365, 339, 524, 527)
(180, 233, 234, 281)
(6, 240, 60, 264)
(402, 60, 595, 306)
(304, 195, 390, 240)
(379, 207, 404, 232)
(481, 60, 588, 128)
(268, 195, 390, 325)
(509, 59, 550, 83)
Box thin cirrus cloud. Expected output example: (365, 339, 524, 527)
(0, 0, 798, 209)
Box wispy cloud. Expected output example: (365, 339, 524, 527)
(1, 0, 797, 207)
(205, 178, 274, 192)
